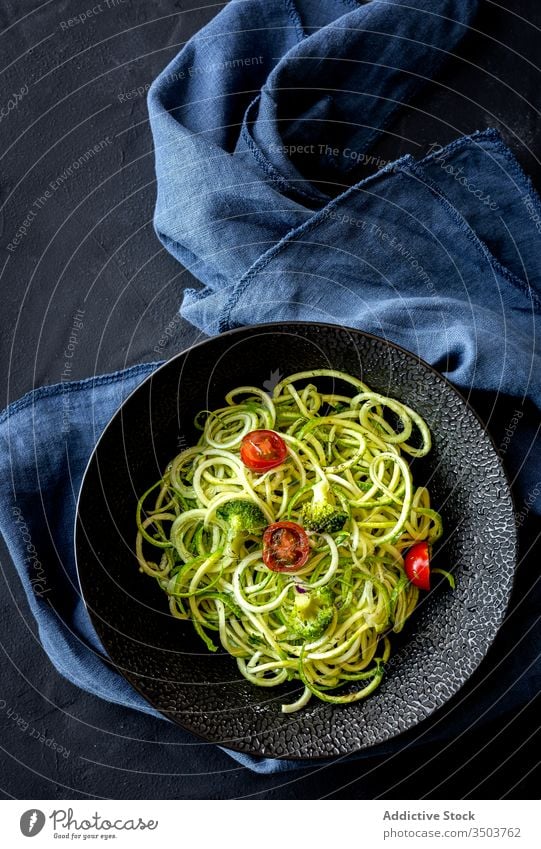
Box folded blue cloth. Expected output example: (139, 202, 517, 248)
(1, 0, 540, 775)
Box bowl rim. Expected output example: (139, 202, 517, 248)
(74, 320, 518, 760)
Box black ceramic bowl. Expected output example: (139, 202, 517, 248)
(75, 322, 516, 760)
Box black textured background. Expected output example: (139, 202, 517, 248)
(0, 0, 539, 798)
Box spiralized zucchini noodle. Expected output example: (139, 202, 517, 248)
(135, 369, 443, 712)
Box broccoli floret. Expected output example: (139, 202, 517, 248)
(216, 499, 267, 556)
(217, 499, 266, 533)
(301, 478, 348, 534)
(288, 586, 335, 640)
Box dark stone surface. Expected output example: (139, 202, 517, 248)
(0, 0, 539, 797)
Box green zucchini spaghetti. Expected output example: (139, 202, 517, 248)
(135, 369, 445, 712)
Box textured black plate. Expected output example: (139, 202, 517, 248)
(75, 322, 516, 760)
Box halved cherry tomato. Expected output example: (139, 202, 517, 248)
(240, 429, 288, 472)
(262, 521, 310, 572)
(404, 541, 431, 591)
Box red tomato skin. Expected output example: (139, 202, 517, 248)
(240, 430, 288, 472)
(404, 541, 431, 590)
(262, 521, 310, 572)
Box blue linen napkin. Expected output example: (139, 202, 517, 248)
(1, 0, 540, 775)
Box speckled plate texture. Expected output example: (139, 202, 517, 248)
(75, 322, 516, 760)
